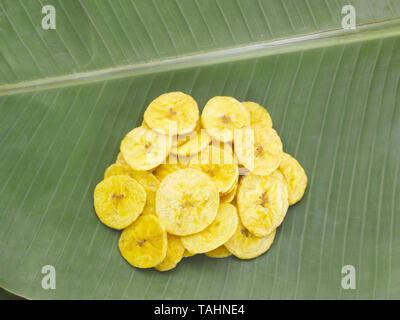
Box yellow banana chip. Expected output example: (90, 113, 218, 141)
(153, 155, 188, 182)
(104, 162, 160, 216)
(94, 175, 146, 230)
(172, 131, 195, 148)
(221, 183, 238, 203)
(237, 171, 288, 237)
(156, 168, 219, 236)
(183, 249, 195, 258)
(201, 96, 250, 142)
(116, 152, 127, 165)
(189, 145, 238, 194)
(221, 169, 239, 194)
(144, 92, 199, 136)
(181, 203, 238, 254)
(242, 101, 273, 128)
(235, 127, 283, 176)
(171, 130, 212, 157)
(225, 219, 276, 259)
(153, 163, 182, 182)
(116, 151, 153, 172)
(104, 162, 134, 179)
(205, 245, 232, 258)
(171, 121, 201, 148)
(131, 171, 160, 216)
(155, 234, 185, 271)
(279, 152, 308, 205)
(120, 126, 171, 171)
(119, 215, 167, 268)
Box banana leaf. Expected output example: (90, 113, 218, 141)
(0, 287, 24, 300)
(0, 1, 399, 299)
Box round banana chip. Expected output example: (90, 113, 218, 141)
(94, 175, 146, 230)
(153, 155, 188, 182)
(156, 168, 219, 236)
(144, 92, 199, 136)
(171, 130, 212, 158)
(155, 234, 185, 271)
(181, 203, 238, 254)
(120, 126, 171, 171)
(189, 145, 238, 194)
(171, 121, 201, 148)
(237, 171, 288, 237)
(279, 152, 308, 205)
(153, 163, 182, 182)
(221, 170, 239, 195)
(225, 219, 276, 259)
(104, 162, 160, 216)
(172, 131, 196, 148)
(116, 151, 152, 171)
(235, 127, 283, 176)
(201, 96, 250, 142)
(116, 152, 127, 165)
(242, 101, 273, 128)
(104, 162, 135, 179)
(131, 171, 160, 216)
(118, 215, 167, 268)
(183, 249, 195, 258)
(221, 183, 238, 203)
(205, 245, 232, 258)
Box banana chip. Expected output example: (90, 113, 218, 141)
(235, 127, 283, 176)
(225, 219, 276, 259)
(221, 170, 239, 194)
(237, 171, 288, 237)
(94, 175, 146, 230)
(201, 96, 250, 142)
(144, 92, 199, 136)
(153, 155, 188, 182)
(183, 249, 195, 258)
(131, 171, 160, 216)
(181, 203, 238, 254)
(189, 145, 238, 194)
(220, 183, 238, 203)
(279, 152, 308, 205)
(117, 151, 153, 171)
(171, 130, 212, 157)
(171, 121, 201, 148)
(171, 131, 196, 149)
(119, 215, 167, 268)
(242, 101, 273, 128)
(153, 163, 182, 182)
(156, 168, 219, 236)
(205, 245, 232, 258)
(155, 234, 185, 271)
(105, 163, 160, 216)
(120, 126, 171, 171)
(104, 162, 135, 179)
(116, 152, 127, 165)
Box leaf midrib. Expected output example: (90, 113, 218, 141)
(1, 17, 399, 97)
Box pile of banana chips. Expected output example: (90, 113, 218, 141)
(94, 92, 307, 271)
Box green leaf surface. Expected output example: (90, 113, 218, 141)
(1, 0, 400, 85)
(0, 287, 24, 300)
(1, 1, 400, 300)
